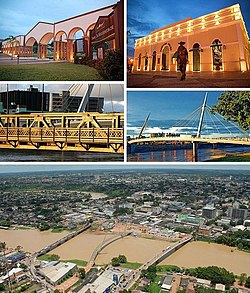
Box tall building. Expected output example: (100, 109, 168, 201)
(0, 85, 49, 113)
(49, 91, 104, 113)
(202, 206, 217, 219)
(133, 4, 249, 73)
(228, 202, 248, 220)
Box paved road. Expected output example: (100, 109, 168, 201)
(128, 71, 250, 88)
(0, 53, 57, 65)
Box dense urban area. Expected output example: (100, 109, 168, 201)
(0, 168, 250, 293)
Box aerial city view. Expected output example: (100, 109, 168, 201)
(0, 165, 250, 292)
(0, 0, 250, 292)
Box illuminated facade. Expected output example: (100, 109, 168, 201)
(2, 1, 123, 62)
(133, 4, 250, 72)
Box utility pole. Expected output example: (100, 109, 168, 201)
(6, 84, 9, 114)
(41, 84, 44, 113)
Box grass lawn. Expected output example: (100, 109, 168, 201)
(148, 275, 162, 293)
(156, 265, 181, 273)
(120, 262, 142, 269)
(51, 227, 65, 233)
(61, 259, 88, 266)
(0, 62, 103, 81)
(37, 254, 57, 261)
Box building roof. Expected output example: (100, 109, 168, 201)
(1, 267, 24, 281)
(39, 262, 77, 284)
(92, 268, 124, 293)
(215, 284, 226, 291)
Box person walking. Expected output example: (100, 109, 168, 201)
(177, 41, 188, 80)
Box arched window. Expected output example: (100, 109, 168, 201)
(138, 53, 141, 70)
(152, 51, 156, 70)
(211, 39, 222, 71)
(161, 45, 170, 70)
(144, 54, 148, 71)
(192, 43, 200, 71)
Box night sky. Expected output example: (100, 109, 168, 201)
(127, 0, 250, 57)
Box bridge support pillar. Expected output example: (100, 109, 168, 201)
(192, 142, 198, 162)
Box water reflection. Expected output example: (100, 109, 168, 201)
(0, 149, 123, 162)
(129, 144, 250, 162)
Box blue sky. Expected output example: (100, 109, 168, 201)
(128, 91, 222, 122)
(0, 0, 116, 39)
(128, 0, 250, 57)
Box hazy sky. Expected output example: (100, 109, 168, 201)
(128, 91, 223, 122)
(0, 83, 124, 112)
(128, 0, 250, 57)
(0, 164, 249, 174)
(0, 0, 116, 39)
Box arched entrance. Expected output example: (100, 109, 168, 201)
(25, 37, 38, 57)
(161, 45, 170, 70)
(39, 33, 54, 59)
(68, 28, 85, 62)
(211, 39, 223, 71)
(152, 51, 156, 70)
(138, 53, 141, 70)
(192, 43, 200, 71)
(54, 31, 67, 60)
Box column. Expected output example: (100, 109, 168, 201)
(67, 39, 74, 62)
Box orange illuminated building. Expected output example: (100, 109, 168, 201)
(133, 4, 250, 72)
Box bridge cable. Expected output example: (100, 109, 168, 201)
(207, 105, 246, 135)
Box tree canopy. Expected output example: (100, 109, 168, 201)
(211, 91, 250, 131)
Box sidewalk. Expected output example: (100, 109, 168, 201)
(127, 71, 250, 88)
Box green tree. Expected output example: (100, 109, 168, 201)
(19, 263, 28, 270)
(78, 268, 85, 279)
(0, 242, 6, 251)
(239, 273, 247, 285)
(50, 254, 60, 261)
(210, 91, 250, 131)
(98, 50, 124, 81)
(0, 283, 5, 291)
(111, 257, 120, 267)
(118, 255, 127, 263)
(245, 276, 250, 288)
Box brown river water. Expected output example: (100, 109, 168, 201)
(1, 230, 249, 275)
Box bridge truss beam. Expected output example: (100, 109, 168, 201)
(0, 112, 124, 153)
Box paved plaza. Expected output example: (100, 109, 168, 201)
(127, 71, 250, 88)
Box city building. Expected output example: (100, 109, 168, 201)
(0, 268, 26, 285)
(198, 225, 212, 236)
(133, 4, 250, 73)
(228, 202, 248, 220)
(202, 206, 217, 219)
(50, 91, 104, 112)
(2, 0, 123, 62)
(91, 268, 124, 293)
(161, 275, 173, 290)
(0, 85, 49, 113)
(39, 261, 77, 286)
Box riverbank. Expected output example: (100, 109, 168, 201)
(207, 152, 250, 162)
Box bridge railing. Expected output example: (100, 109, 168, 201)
(0, 127, 124, 144)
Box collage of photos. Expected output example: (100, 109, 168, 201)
(0, 0, 250, 293)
